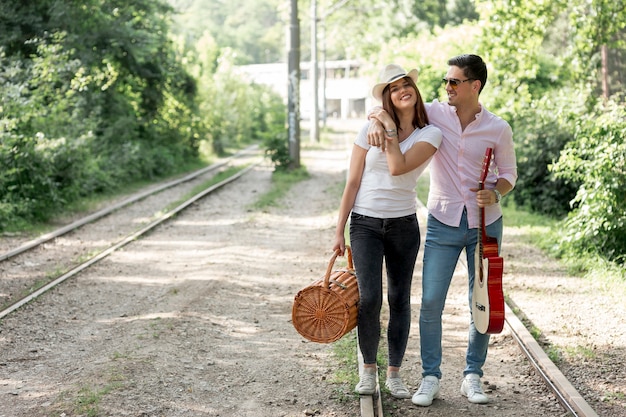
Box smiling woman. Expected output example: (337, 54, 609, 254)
(332, 63, 442, 399)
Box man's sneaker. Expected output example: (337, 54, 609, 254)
(411, 375, 440, 406)
(385, 372, 411, 399)
(460, 373, 489, 404)
(355, 367, 377, 395)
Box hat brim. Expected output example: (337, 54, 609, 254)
(371, 68, 419, 102)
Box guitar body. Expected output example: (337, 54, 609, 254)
(472, 148, 505, 335)
(473, 243, 505, 334)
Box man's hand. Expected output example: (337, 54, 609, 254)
(367, 105, 385, 119)
(367, 106, 395, 152)
(471, 188, 499, 207)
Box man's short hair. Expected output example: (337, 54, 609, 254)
(448, 54, 488, 94)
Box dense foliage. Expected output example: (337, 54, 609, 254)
(168, 0, 285, 65)
(552, 101, 626, 264)
(1, 0, 199, 228)
(0, 0, 286, 231)
(314, 0, 626, 267)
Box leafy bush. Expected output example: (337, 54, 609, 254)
(0, 39, 101, 227)
(551, 100, 626, 264)
(194, 46, 286, 160)
(509, 89, 588, 217)
(251, 85, 290, 171)
(263, 130, 292, 172)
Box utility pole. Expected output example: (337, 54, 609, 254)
(288, 0, 300, 168)
(310, 0, 319, 143)
(314, 0, 351, 130)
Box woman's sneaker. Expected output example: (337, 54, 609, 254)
(355, 367, 377, 395)
(385, 372, 411, 399)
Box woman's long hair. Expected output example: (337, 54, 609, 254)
(381, 77, 429, 132)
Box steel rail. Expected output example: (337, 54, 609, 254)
(0, 163, 259, 320)
(505, 303, 599, 417)
(0, 145, 259, 263)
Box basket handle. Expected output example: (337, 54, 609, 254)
(324, 246, 353, 287)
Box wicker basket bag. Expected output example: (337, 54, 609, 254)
(292, 246, 359, 343)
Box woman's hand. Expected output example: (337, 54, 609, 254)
(332, 236, 346, 256)
(367, 106, 385, 120)
(367, 120, 387, 150)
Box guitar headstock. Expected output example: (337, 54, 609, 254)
(479, 147, 493, 185)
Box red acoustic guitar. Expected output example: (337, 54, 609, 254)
(472, 147, 505, 334)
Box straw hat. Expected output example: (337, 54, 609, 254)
(371, 64, 419, 102)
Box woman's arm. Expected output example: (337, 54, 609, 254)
(385, 141, 438, 176)
(333, 144, 367, 255)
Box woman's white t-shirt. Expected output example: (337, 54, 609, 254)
(352, 122, 442, 218)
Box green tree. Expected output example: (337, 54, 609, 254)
(475, 0, 567, 111)
(318, 0, 478, 62)
(0, 0, 202, 228)
(569, 0, 626, 93)
(168, 0, 285, 64)
(476, 0, 626, 264)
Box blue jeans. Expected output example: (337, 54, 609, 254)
(350, 213, 420, 368)
(420, 209, 502, 379)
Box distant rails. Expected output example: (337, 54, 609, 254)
(0, 145, 259, 263)
(0, 145, 262, 319)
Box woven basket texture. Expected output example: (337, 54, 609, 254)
(292, 247, 359, 343)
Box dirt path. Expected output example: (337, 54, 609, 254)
(0, 120, 622, 417)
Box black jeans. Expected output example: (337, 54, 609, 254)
(350, 212, 420, 367)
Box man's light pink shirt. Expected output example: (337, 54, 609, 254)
(426, 100, 518, 229)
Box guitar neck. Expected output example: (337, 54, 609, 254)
(478, 179, 487, 236)
(478, 148, 492, 238)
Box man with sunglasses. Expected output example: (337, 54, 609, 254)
(368, 54, 517, 407)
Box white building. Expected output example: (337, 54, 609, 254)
(236, 60, 371, 119)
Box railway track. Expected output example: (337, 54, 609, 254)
(0, 145, 262, 316)
(0, 140, 601, 417)
(0, 145, 260, 262)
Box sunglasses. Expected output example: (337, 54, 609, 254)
(442, 78, 475, 90)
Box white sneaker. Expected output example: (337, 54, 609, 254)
(411, 375, 439, 406)
(460, 373, 489, 404)
(385, 373, 411, 399)
(355, 368, 377, 395)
